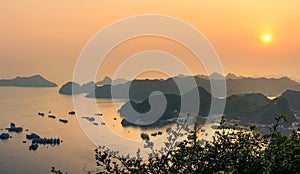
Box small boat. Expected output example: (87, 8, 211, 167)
(82, 116, 95, 122)
(69, 111, 75, 115)
(151, 133, 157, 137)
(93, 123, 98, 126)
(0, 133, 10, 140)
(38, 112, 45, 116)
(95, 113, 103, 116)
(59, 119, 68, 124)
(29, 143, 38, 151)
(48, 115, 56, 119)
(113, 118, 117, 120)
(88, 117, 95, 122)
(101, 122, 106, 125)
(157, 131, 163, 135)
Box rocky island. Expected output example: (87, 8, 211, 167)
(0, 75, 57, 87)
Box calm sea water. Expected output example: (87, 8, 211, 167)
(0, 87, 99, 173)
(0, 87, 217, 174)
(0, 87, 158, 174)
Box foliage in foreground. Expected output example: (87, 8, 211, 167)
(52, 114, 300, 173)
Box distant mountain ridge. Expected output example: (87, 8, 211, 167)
(0, 75, 57, 87)
(59, 73, 300, 98)
(59, 76, 129, 96)
(226, 76, 300, 96)
(226, 73, 244, 79)
(96, 76, 128, 86)
(90, 74, 300, 99)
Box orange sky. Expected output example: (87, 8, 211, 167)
(0, 1, 300, 84)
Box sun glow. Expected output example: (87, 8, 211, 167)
(262, 34, 271, 43)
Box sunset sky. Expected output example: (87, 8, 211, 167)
(1, 1, 300, 84)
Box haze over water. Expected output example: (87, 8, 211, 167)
(0, 87, 166, 173)
(1, 1, 300, 173)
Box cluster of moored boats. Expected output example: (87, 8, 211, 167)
(0, 122, 23, 140)
(6, 122, 23, 133)
(0, 122, 62, 151)
(26, 133, 61, 151)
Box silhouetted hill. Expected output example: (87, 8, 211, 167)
(119, 94, 181, 128)
(80, 81, 96, 93)
(87, 79, 181, 102)
(225, 93, 270, 118)
(280, 90, 300, 111)
(181, 87, 212, 116)
(86, 84, 114, 98)
(225, 93, 296, 126)
(256, 97, 296, 124)
(119, 89, 297, 128)
(59, 76, 127, 96)
(59, 82, 81, 95)
(59, 81, 96, 95)
(119, 87, 212, 128)
(96, 76, 112, 86)
(0, 75, 57, 87)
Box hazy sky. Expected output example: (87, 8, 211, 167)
(1, 1, 300, 84)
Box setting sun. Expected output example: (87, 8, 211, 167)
(262, 34, 271, 43)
